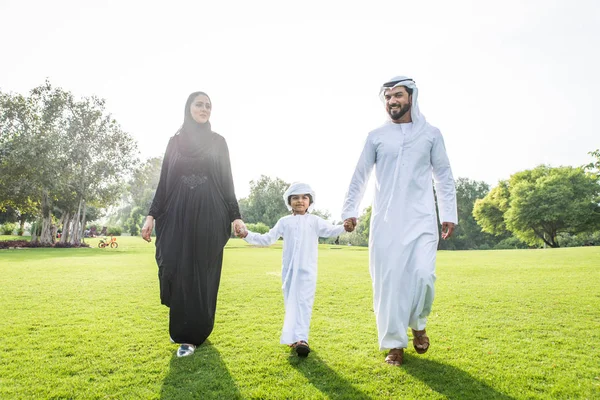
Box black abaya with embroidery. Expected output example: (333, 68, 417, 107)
(148, 121, 240, 346)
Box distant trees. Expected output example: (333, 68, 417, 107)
(239, 175, 331, 228)
(436, 178, 509, 250)
(474, 165, 600, 248)
(347, 178, 506, 250)
(585, 149, 599, 173)
(239, 175, 290, 227)
(0, 80, 138, 245)
(111, 156, 162, 235)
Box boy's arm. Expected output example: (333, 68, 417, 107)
(316, 217, 346, 238)
(244, 220, 283, 246)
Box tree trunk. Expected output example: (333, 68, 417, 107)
(70, 198, 83, 245)
(80, 201, 87, 244)
(60, 212, 70, 243)
(31, 219, 39, 243)
(56, 214, 64, 243)
(39, 191, 53, 245)
(19, 219, 25, 236)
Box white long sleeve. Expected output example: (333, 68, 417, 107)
(244, 220, 283, 246)
(431, 131, 457, 224)
(342, 135, 376, 220)
(316, 218, 346, 238)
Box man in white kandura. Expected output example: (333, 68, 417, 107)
(342, 76, 457, 366)
(240, 182, 347, 357)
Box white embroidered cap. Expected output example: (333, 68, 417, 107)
(283, 182, 316, 212)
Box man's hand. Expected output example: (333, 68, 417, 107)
(233, 219, 247, 238)
(441, 222, 455, 240)
(141, 216, 154, 242)
(343, 217, 357, 232)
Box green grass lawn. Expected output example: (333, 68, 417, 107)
(0, 237, 598, 399)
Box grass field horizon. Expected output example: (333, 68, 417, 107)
(1, 237, 598, 399)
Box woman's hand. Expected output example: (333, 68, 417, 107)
(232, 219, 247, 238)
(141, 216, 155, 242)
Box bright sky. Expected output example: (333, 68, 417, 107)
(1, 0, 599, 220)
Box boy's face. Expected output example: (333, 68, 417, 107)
(290, 194, 311, 215)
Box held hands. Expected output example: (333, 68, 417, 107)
(343, 217, 357, 232)
(233, 219, 248, 238)
(141, 216, 154, 242)
(441, 222, 455, 240)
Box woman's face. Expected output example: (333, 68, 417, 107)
(189, 94, 212, 124)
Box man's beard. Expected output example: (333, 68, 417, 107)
(388, 103, 411, 121)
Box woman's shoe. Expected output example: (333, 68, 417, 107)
(176, 344, 196, 357)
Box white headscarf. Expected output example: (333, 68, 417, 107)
(379, 76, 428, 135)
(283, 182, 316, 212)
(379, 76, 432, 220)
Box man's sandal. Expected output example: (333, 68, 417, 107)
(412, 329, 430, 354)
(294, 340, 310, 357)
(385, 348, 404, 366)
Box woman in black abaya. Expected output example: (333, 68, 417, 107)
(141, 91, 246, 357)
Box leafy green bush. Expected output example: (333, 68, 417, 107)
(0, 240, 89, 249)
(557, 231, 599, 247)
(107, 226, 122, 236)
(126, 217, 140, 236)
(338, 231, 368, 247)
(1, 223, 16, 235)
(494, 236, 529, 250)
(246, 222, 270, 234)
(124, 207, 145, 236)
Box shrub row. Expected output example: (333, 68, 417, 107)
(0, 240, 90, 249)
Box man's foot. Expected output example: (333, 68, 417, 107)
(385, 348, 404, 366)
(293, 341, 310, 357)
(412, 328, 430, 354)
(176, 344, 196, 357)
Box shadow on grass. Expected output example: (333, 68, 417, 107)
(289, 351, 372, 400)
(403, 354, 515, 400)
(160, 341, 242, 400)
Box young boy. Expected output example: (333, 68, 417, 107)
(239, 182, 348, 357)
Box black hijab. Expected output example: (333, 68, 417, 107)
(177, 91, 215, 157)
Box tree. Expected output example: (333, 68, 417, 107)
(124, 206, 145, 236)
(109, 156, 162, 231)
(128, 156, 162, 213)
(337, 206, 371, 246)
(473, 181, 511, 236)
(356, 206, 371, 239)
(0, 81, 138, 245)
(450, 178, 504, 249)
(0, 81, 71, 244)
(239, 175, 290, 227)
(61, 95, 138, 244)
(311, 208, 331, 221)
(474, 165, 600, 248)
(585, 149, 600, 174)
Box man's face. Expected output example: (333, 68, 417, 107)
(290, 194, 311, 215)
(384, 86, 412, 122)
